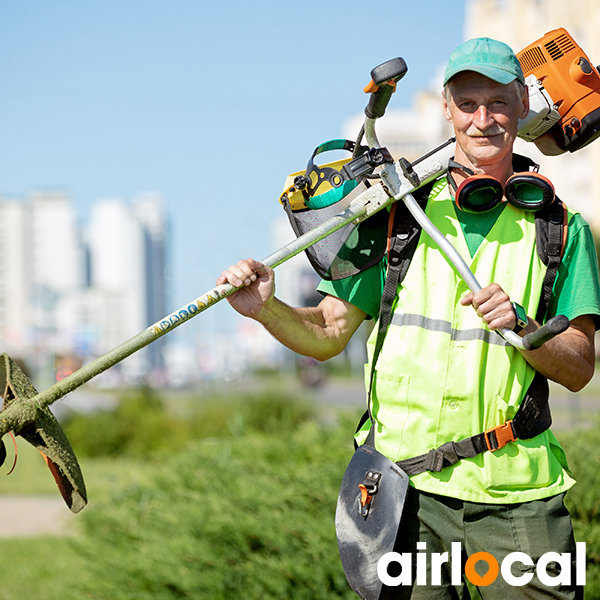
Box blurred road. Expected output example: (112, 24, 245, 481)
(0, 495, 75, 538)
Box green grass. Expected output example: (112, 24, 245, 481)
(0, 436, 61, 494)
(557, 419, 600, 593)
(0, 537, 84, 600)
(0, 391, 360, 599)
(60, 386, 317, 457)
(67, 420, 357, 600)
(0, 434, 160, 499)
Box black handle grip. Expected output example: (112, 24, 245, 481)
(522, 314, 570, 350)
(364, 57, 407, 119)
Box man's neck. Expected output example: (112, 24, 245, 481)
(452, 148, 514, 186)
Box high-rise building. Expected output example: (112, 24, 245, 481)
(28, 192, 85, 349)
(0, 191, 168, 386)
(0, 198, 29, 350)
(133, 193, 168, 371)
(86, 193, 168, 378)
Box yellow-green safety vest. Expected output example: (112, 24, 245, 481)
(356, 180, 575, 504)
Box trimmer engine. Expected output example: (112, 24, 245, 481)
(517, 28, 600, 155)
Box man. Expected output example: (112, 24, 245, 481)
(217, 38, 600, 598)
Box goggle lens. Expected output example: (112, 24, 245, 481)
(467, 186, 502, 210)
(510, 182, 544, 205)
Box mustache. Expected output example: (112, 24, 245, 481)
(466, 124, 506, 137)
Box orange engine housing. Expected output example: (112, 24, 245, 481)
(517, 27, 600, 152)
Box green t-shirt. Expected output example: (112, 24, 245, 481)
(318, 207, 600, 327)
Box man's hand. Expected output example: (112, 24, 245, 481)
(217, 259, 367, 361)
(216, 258, 275, 321)
(460, 283, 517, 331)
(461, 283, 596, 392)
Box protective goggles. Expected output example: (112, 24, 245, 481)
(447, 157, 555, 214)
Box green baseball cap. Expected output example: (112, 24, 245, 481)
(443, 37, 525, 86)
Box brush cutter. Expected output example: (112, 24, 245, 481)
(1, 28, 595, 516)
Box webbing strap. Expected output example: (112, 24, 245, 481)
(397, 436, 488, 476)
(395, 372, 551, 476)
(360, 175, 558, 468)
(364, 187, 431, 440)
(535, 199, 567, 323)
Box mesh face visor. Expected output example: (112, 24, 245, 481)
(279, 142, 388, 281)
(281, 178, 388, 280)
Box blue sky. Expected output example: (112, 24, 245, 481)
(0, 1, 465, 339)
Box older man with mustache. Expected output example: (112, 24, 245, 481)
(218, 38, 600, 599)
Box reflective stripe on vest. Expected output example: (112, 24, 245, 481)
(390, 312, 509, 346)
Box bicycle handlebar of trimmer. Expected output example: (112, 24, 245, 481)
(364, 57, 407, 119)
(360, 56, 573, 353)
(397, 192, 570, 351)
(521, 314, 570, 350)
(360, 58, 572, 354)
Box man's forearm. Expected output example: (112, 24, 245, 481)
(519, 315, 595, 392)
(217, 259, 366, 360)
(256, 296, 364, 362)
(461, 286, 596, 392)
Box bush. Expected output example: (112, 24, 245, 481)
(558, 421, 600, 594)
(62, 388, 316, 458)
(26, 391, 600, 598)
(66, 415, 359, 600)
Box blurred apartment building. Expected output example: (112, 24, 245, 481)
(0, 191, 167, 387)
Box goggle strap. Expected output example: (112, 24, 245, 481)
(447, 158, 477, 193)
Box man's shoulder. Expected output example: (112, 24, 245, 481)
(565, 209, 591, 233)
(555, 205, 595, 250)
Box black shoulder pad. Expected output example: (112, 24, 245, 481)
(535, 198, 566, 265)
(535, 198, 567, 323)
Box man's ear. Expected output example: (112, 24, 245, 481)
(442, 90, 452, 123)
(520, 85, 530, 120)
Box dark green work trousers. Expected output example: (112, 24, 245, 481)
(380, 487, 584, 600)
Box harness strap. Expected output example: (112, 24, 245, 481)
(395, 371, 551, 476)
(360, 175, 561, 470)
(535, 199, 568, 323)
(363, 186, 432, 446)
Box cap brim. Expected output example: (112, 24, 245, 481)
(444, 65, 520, 86)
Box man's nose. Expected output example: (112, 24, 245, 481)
(473, 105, 495, 128)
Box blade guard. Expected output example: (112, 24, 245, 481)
(335, 443, 409, 600)
(0, 353, 87, 513)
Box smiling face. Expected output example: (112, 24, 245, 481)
(443, 71, 529, 180)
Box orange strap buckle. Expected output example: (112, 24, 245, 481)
(358, 483, 373, 508)
(484, 420, 516, 452)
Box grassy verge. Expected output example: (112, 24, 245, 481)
(0, 537, 84, 600)
(0, 390, 360, 599)
(557, 420, 600, 592)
